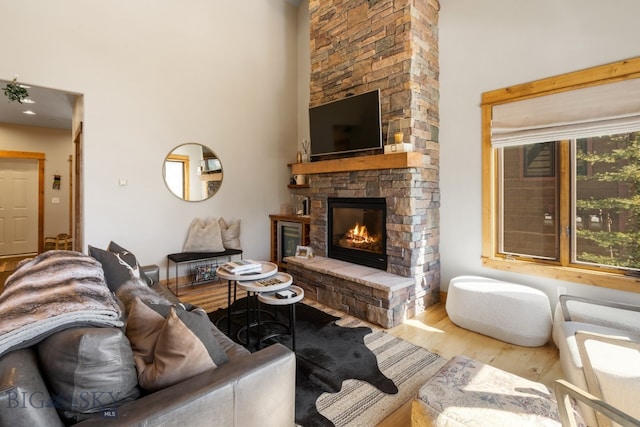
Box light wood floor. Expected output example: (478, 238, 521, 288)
(173, 279, 563, 386)
(171, 280, 563, 426)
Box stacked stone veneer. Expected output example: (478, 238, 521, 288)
(293, 0, 440, 328)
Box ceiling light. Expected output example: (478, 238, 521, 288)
(22, 98, 35, 104)
(22, 110, 36, 115)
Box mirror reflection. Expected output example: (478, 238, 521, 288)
(163, 143, 223, 201)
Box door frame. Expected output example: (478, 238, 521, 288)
(0, 150, 45, 253)
(73, 121, 83, 252)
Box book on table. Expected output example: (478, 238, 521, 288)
(256, 277, 284, 287)
(221, 259, 261, 274)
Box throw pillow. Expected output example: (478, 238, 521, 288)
(125, 298, 229, 392)
(182, 217, 225, 252)
(219, 217, 242, 250)
(115, 277, 173, 322)
(88, 242, 150, 292)
(37, 327, 140, 423)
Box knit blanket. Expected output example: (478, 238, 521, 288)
(0, 250, 123, 357)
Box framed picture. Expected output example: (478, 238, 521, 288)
(295, 245, 313, 259)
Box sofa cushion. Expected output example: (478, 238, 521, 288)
(183, 217, 225, 252)
(0, 349, 65, 427)
(37, 327, 140, 423)
(125, 298, 229, 392)
(115, 277, 173, 320)
(88, 242, 150, 291)
(556, 320, 640, 426)
(219, 217, 242, 250)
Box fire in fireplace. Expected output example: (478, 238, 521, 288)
(327, 197, 387, 270)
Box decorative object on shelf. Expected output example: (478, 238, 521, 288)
(2, 76, 29, 103)
(295, 245, 313, 259)
(292, 194, 310, 216)
(301, 139, 311, 163)
(384, 118, 413, 154)
(302, 196, 310, 216)
(294, 174, 306, 186)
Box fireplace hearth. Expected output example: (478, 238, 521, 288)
(327, 197, 387, 270)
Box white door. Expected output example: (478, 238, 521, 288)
(0, 158, 38, 256)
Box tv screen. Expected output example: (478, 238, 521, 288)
(309, 89, 382, 158)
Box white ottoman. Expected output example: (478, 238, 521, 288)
(446, 275, 552, 347)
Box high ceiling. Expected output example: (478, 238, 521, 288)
(0, 79, 75, 130)
(1, 1, 302, 131)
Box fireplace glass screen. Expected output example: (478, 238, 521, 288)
(328, 197, 386, 269)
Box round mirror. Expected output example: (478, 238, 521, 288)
(163, 143, 223, 201)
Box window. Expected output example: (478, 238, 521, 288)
(482, 57, 640, 292)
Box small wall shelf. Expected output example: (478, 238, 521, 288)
(290, 152, 422, 175)
(287, 184, 309, 189)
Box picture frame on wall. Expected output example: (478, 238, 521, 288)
(295, 245, 313, 259)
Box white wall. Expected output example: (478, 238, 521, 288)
(296, 0, 310, 152)
(0, 124, 73, 239)
(439, 0, 640, 305)
(0, 0, 300, 277)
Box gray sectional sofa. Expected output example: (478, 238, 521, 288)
(0, 262, 296, 426)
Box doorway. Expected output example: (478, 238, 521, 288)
(0, 155, 42, 256)
(0, 80, 83, 256)
(0, 150, 45, 291)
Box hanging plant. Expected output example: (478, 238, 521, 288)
(3, 77, 29, 103)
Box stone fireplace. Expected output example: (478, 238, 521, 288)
(287, 0, 440, 328)
(328, 197, 387, 270)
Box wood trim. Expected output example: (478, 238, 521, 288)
(73, 126, 83, 252)
(481, 56, 640, 295)
(481, 56, 640, 105)
(483, 256, 640, 293)
(37, 159, 44, 253)
(290, 152, 423, 175)
(166, 154, 190, 199)
(558, 141, 571, 266)
(0, 150, 45, 160)
(481, 104, 495, 258)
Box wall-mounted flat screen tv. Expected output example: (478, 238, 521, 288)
(309, 89, 382, 159)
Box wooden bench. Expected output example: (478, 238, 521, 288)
(166, 249, 243, 296)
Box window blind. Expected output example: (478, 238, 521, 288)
(491, 78, 640, 147)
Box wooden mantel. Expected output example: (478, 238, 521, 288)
(291, 152, 423, 175)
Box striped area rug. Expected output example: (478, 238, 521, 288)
(195, 286, 447, 427)
(308, 302, 448, 426)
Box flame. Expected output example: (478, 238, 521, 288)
(346, 222, 377, 244)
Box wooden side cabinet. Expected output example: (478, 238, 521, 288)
(269, 214, 310, 270)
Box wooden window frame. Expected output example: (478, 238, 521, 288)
(481, 57, 640, 294)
